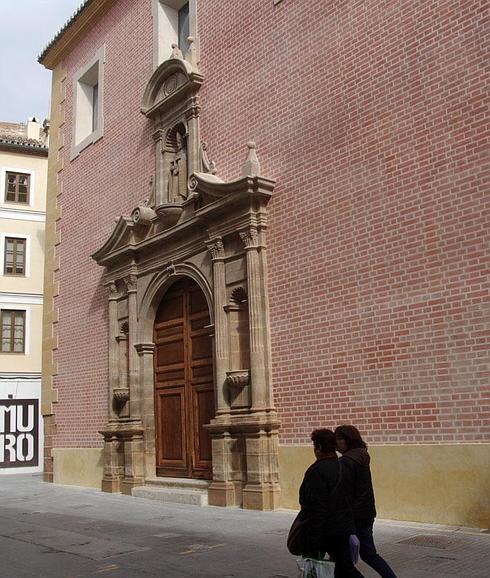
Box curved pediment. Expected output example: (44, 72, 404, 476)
(141, 56, 203, 118)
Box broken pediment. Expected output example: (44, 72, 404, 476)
(92, 142, 275, 267)
(92, 216, 136, 264)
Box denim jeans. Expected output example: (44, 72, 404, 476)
(356, 522, 397, 578)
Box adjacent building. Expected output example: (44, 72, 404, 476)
(39, 0, 489, 527)
(0, 118, 48, 473)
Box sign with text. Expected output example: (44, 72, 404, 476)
(0, 399, 39, 468)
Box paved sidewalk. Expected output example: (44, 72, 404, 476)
(0, 474, 488, 577)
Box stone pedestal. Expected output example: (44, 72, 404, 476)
(206, 413, 280, 510)
(99, 423, 144, 494)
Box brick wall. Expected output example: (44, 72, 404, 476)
(53, 0, 488, 448)
(54, 0, 154, 447)
(199, 0, 489, 444)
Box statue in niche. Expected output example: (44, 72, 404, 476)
(166, 124, 188, 203)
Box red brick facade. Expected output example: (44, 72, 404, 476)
(51, 0, 488, 452)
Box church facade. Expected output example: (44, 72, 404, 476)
(40, 0, 489, 527)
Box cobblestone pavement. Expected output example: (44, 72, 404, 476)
(0, 474, 488, 577)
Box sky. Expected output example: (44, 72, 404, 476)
(0, 0, 83, 124)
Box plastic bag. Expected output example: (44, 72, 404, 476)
(349, 533, 360, 565)
(296, 557, 335, 578)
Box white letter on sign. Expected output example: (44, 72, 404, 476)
(16, 405, 34, 433)
(0, 434, 16, 462)
(16, 433, 35, 462)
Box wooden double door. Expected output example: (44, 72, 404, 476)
(154, 278, 215, 479)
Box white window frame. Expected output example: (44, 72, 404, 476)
(0, 233, 31, 278)
(71, 45, 105, 160)
(1, 167, 35, 208)
(152, 0, 198, 69)
(0, 305, 30, 355)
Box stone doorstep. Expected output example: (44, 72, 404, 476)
(131, 477, 210, 507)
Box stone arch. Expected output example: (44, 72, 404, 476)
(138, 262, 214, 346)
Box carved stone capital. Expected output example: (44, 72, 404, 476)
(239, 228, 259, 250)
(125, 274, 138, 294)
(107, 282, 119, 301)
(184, 96, 201, 120)
(152, 128, 165, 142)
(207, 237, 225, 260)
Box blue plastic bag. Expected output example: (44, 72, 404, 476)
(350, 533, 360, 565)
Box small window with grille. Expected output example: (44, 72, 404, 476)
(1, 309, 25, 353)
(5, 172, 30, 204)
(4, 237, 26, 275)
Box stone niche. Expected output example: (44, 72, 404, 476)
(92, 42, 280, 510)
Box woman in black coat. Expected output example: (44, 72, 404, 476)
(335, 425, 397, 578)
(298, 428, 364, 578)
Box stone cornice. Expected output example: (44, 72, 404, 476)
(39, 0, 117, 69)
(92, 174, 275, 268)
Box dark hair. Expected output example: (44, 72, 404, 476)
(311, 429, 336, 453)
(334, 425, 367, 450)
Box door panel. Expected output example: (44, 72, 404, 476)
(154, 279, 215, 479)
(155, 387, 187, 474)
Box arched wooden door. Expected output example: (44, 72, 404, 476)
(154, 278, 215, 479)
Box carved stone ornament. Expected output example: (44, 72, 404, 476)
(125, 274, 137, 293)
(225, 371, 249, 388)
(230, 286, 248, 305)
(113, 388, 130, 414)
(107, 282, 118, 299)
(207, 237, 224, 260)
(200, 142, 217, 174)
(239, 228, 259, 249)
(132, 205, 156, 227)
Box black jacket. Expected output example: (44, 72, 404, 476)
(340, 448, 377, 523)
(299, 456, 355, 553)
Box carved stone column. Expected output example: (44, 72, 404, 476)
(135, 343, 156, 479)
(240, 228, 268, 412)
(153, 129, 166, 206)
(185, 97, 201, 175)
(207, 237, 229, 417)
(126, 275, 141, 420)
(107, 282, 120, 421)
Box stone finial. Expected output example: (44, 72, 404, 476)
(170, 43, 183, 59)
(241, 142, 260, 177)
(200, 142, 217, 175)
(186, 36, 197, 67)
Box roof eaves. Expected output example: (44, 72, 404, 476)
(38, 0, 94, 64)
(0, 137, 49, 154)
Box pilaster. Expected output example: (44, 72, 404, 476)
(126, 274, 141, 420)
(240, 228, 268, 412)
(207, 237, 230, 417)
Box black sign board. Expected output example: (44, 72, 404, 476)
(0, 399, 39, 468)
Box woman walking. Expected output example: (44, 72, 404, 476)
(297, 428, 364, 577)
(334, 425, 397, 578)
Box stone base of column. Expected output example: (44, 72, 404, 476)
(207, 481, 238, 507)
(242, 482, 281, 511)
(102, 478, 121, 493)
(120, 478, 144, 496)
